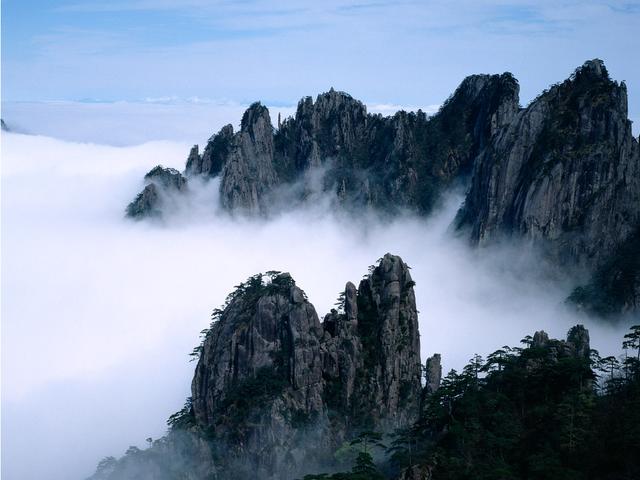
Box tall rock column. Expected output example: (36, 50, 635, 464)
(220, 103, 279, 213)
(354, 253, 423, 431)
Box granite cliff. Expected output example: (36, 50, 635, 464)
(125, 59, 639, 314)
(90, 254, 430, 480)
(127, 75, 519, 218)
(455, 60, 640, 315)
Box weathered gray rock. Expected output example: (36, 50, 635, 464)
(125, 72, 520, 217)
(191, 272, 327, 478)
(184, 145, 202, 176)
(1, 119, 9, 132)
(188, 254, 422, 478)
(399, 464, 433, 480)
(532, 330, 550, 348)
(456, 59, 640, 276)
(566, 324, 590, 360)
(186, 125, 234, 178)
(424, 354, 442, 395)
(353, 254, 422, 431)
(126, 166, 188, 219)
(269, 78, 519, 213)
(568, 227, 640, 316)
(220, 103, 279, 214)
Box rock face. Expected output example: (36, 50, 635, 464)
(219, 103, 279, 213)
(186, 124, 234, 178)
(87, 253, 424, 480)
(1, 119, 9, 132)
(424, 354, 442, 395)
(351, 254, 422, 430)
(127, 74, 519, 217)
(568, 226, 640, 315)
(526, 325, 591, 372)
(187, 253, 422, 479)
(455, 60, 640, 298)
(191, 272, 327, 478)
(126, 166, 188, 219)
(123, 59, 639, 314)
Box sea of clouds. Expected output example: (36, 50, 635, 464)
(1, 105, 632, 480)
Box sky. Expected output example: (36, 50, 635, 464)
(2, 0, 640, 132)
(1, 3, 640, 480)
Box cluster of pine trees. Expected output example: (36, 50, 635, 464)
(304, 325, 640, 480)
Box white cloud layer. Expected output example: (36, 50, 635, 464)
(1, 129, 633, 480)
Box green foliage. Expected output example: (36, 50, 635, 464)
(166, 397, 195, 431)
(302, 432, 386, 480)
(188, 271, 301, 363)
(386, 325, 640, 480)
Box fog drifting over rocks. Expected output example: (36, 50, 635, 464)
(1, 129, 631, 480)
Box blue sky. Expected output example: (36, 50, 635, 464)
(2, 0, 640, 122)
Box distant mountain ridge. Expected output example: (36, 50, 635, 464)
(125, 59, 640, 315)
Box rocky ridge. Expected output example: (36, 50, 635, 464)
(124, 59, 639, 314)
(455, 59, 640, 315)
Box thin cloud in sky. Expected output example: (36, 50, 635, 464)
(2, 1, 640, 131)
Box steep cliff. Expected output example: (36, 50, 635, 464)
(123, 59, 639, 314)
(89, 254, 424, 480)
(125, 73, 519, 217)
(188, 254, 421, 478)
(220, 104, 279, 213)
(126, 166, 188, 219)
(455, 59, 640, 315)
(456, 59, 640, 268)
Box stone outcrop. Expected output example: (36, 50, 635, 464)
(1, 119, 9, 132)
(454, 59, 640, 315)
(126, 74, 519, 217)
(219, 103, 279, 214)
(527, 325, 591, 368)
(185, 124, 234, 177)
(126, 166, 188, 219)
(188, 253, 422, 479)
(351, 254, 422, 430)
(191, 272, 326, 478)
(456, 60, 640, 269)
(424, 354, 442, 395)
(568, 226, 640, 316)
(123, 59, 639, 314)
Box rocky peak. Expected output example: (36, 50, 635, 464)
(184, 145, 201, 175)
(424, 354, 442, 395)
(456, 58, 640, 285)
(574, 58, 609, 81)
(532, 330, 550, 348)
(566, 324, 590, 359)
(525, 325, 592, 373)
(220, 104, 278, 214)
(144, 166, 187, 190)
(188, 124, 235, 178)
(354, 253, 422, 430)
(241, 102, 273, 140)
(187, 254, 422, 478)
(126, 166, 188, 219)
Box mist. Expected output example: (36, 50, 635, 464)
(1, 129, 632, 480)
